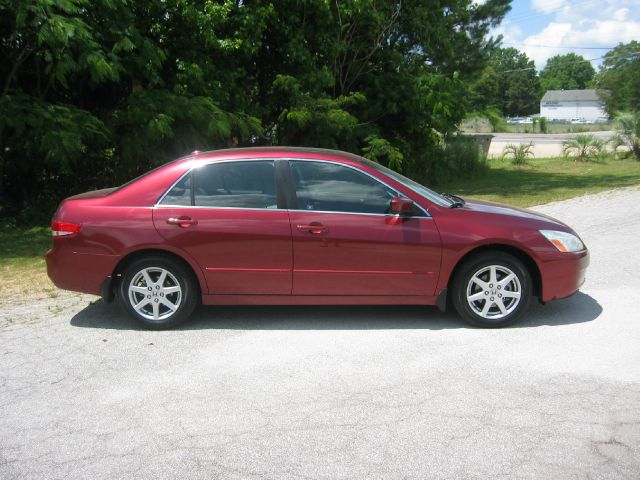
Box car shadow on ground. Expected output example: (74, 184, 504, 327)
(70, 291, 602, 331)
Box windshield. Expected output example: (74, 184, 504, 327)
(358, 157, 453, 207)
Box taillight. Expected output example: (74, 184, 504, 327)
(51, 220, 81, 237)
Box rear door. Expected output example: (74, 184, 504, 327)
(153, 160, 292, 295)
(287, 160, 441, 296)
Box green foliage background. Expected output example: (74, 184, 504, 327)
(3, 0, 635, 223)
(540, 53, 595, 93)
(596, 41, 640, 115)
(0, 0, 510, 222)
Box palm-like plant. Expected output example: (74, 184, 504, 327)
(611, 112, 640, 160)
(502, 142, 534, 165)
(562, 134, 605, 162)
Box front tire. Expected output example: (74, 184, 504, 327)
(117, 256, 199, 329)
(451, 252, 532, 328)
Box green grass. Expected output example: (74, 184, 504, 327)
(441, 156, 640, 207)
(0, 226, 56, 300)
(0, 226, 51, 267)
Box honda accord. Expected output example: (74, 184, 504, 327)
(46, 147, 589, 329)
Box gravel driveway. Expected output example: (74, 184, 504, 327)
(2, 187, 640, 479)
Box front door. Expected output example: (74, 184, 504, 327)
(288, 160, 441, 296)
(153, 160, 292, 295)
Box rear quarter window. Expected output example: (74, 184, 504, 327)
(158, 172, 193, 206)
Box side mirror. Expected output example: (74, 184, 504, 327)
(390, 197, 414, 215)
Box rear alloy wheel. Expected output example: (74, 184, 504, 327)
(117, 256, 198, 329)
(451, 252, 532, 328)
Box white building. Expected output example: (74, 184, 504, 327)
(540, 89, 608, 123)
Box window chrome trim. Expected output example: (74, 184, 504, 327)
(154, 157, 431, 218)
(155, 169, 193, 206)
(155, 204, 283, 212)
(286, 209, 432, 219)
(154, 203, 431, 219)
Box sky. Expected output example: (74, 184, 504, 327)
(491, 0, 640, 70)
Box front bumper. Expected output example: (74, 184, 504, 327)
(540, 249, 590, 302)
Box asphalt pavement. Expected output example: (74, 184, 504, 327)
(1, 187, 639, 479)
(487, 131, 616, 157)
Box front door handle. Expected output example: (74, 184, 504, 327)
(167, 216, 198, 228)
(296, 223, 328, 235)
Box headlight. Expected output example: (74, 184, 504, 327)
(540, 230, 584, 253)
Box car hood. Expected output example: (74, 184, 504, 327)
(460, 197, 570, 230)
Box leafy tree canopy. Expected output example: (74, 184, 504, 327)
(486, 47, 539, 117)
(539, 53, 595, 93)
(0, 0, 511, 221)
(596, 41, 640, 115)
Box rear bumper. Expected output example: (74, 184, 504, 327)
(540, 249, 589, 302)
(46, 243, 119, 296)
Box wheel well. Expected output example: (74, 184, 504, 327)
(447, 244, 542, 299)
(109, 249, 202, 298)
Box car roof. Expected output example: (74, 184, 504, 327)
(180, 147, 366, 166)
(110, 147, 372, 207)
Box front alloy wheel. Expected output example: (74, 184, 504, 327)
(117, 256, 198, 329)
(466, 265, 522, 320)
(452, 252, 532, 328)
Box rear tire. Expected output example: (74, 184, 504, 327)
(117, 256, 199, 329)
(451, 251, 532, 328)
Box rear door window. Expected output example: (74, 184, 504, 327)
(194, 161, 278, 209)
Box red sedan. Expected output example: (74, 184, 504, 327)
(46, 147, 589, 329)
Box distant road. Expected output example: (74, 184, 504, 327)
(487, 131, 616, 157)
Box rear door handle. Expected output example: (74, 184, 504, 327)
(296, 223, 328, 235)
(167, 216, 198, 228)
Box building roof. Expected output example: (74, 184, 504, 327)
(541, 89, 602, 103)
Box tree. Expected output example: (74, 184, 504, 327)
(0, 0, 512, 222)
(487, 47, 540, 117)
(0, 0, 261, 218)
(596, 41, 640, 115)
(469, 65, 500, 111)
(539, 53, 595, 93)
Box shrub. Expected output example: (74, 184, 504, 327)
(608, 134, 628, 159)
(502, 143, 534, 165)
(562, 134, 605, 162)
(443, 136, 488, 174)
(459, 110, 507, 133)
(612, 112, 640, 160)
(404, 135, 487, 186)
(484, 109, 508, 133)
(539, 117, 547, 133)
